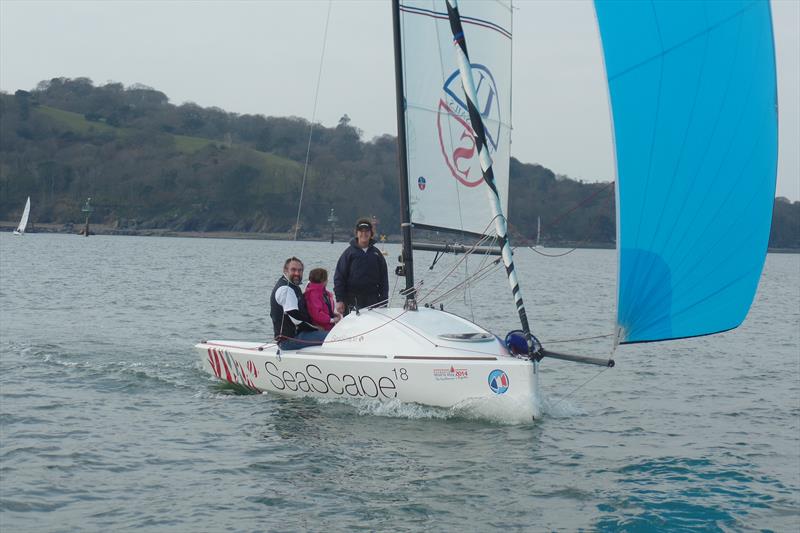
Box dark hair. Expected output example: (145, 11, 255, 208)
(284, 256, 303, 269)
(308, 268, 328, 283)
(355, 217, 373, 233)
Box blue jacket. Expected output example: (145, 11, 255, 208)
(333, 238, 389, 307)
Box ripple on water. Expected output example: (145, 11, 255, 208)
(1, 236, 797, 531)
(590, 456, 791, 530)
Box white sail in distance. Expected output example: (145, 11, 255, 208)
(14, 197, 30, 235)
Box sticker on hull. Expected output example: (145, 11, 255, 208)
(488, 369, 509, 394)
(433, 366, 469, 381)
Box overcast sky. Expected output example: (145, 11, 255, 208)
(1, 0, 797, 200)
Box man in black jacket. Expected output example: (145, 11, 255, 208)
(334, 218, 389, 315)
(270, 257, 327, 350)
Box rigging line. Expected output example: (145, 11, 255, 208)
(522, 181, 614, 257)
(465, 235, 500, 317)
(417, 230, 495, 303)
(550, 366, 609, 410)
(430, 220, 596, 306)
(428, 244, 504, 305)
(416, 217, 499, 303)
(279, 306, 435, 347)
(389, 264, 402, 305)
(293, 0, 333, 241)
(416, 228, 509, 309)
(545, 181, 615, 231)
(540, 333, 614, 345)
(435, 248, 501, 304)
(256, 341, 279, 350)
(305, 257, 504, 344)
(527, 246, 577, 257)
(440, 235, 540, 302)
(366, 308, 441, 346)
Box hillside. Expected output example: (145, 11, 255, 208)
(0, 77, 797, 248)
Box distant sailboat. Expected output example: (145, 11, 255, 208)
(12, 197, 30, 236)
(533, 216, 544, 249)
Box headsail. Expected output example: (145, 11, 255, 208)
(397, 0, 512, 237)
(595, 0, 779, 343)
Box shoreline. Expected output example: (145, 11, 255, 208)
(2, 221, 797, 253)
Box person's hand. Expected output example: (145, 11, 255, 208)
(332, 314, 342, 325)
(335, 301, 345, 315)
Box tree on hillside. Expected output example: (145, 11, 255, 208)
(0, 78, 794, 248)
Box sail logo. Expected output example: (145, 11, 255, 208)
(437, 64, 501, 188)
(487, 369, 509, 394)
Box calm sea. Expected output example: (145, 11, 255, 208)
(1, 233, 798, 532)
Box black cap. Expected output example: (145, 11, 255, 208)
(355, 218, 372, 231)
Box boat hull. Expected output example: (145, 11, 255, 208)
(196, 308, 540, 417)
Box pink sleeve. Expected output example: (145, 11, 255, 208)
(305, 292, 330, 328)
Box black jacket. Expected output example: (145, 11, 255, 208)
(333, 238, 389, 308)
(270, 276, 315, 340)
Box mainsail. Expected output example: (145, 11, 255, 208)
(397, 0, 512, 237)
(595, 0, 779, 343)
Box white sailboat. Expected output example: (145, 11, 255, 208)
(196, 0, 778, 419)
(533, 216, 543, 249)
(12, 197, 31, 236)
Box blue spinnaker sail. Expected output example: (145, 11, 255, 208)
(595, 0, 778, 344)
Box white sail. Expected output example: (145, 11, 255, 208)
(399, 0, 512, 236)
(14, 197, 30, 235)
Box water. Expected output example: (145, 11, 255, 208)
(1, 233, 798, 531)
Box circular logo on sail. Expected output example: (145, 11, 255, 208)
(437, 65, 501, 188)
(418, 176, 426, 190)
(488, 369, 509, 394)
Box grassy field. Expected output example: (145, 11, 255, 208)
(34, 105, 303, 190)
(36, 105, 119, 135)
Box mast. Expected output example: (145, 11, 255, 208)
(392, 0, 416, 309)
(444, 0, 537, 356)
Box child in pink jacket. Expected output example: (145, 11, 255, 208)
(304, 268, 341, 331)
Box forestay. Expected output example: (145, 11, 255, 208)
(595, 0, 779, 343)
(398, 0, 512, 236)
